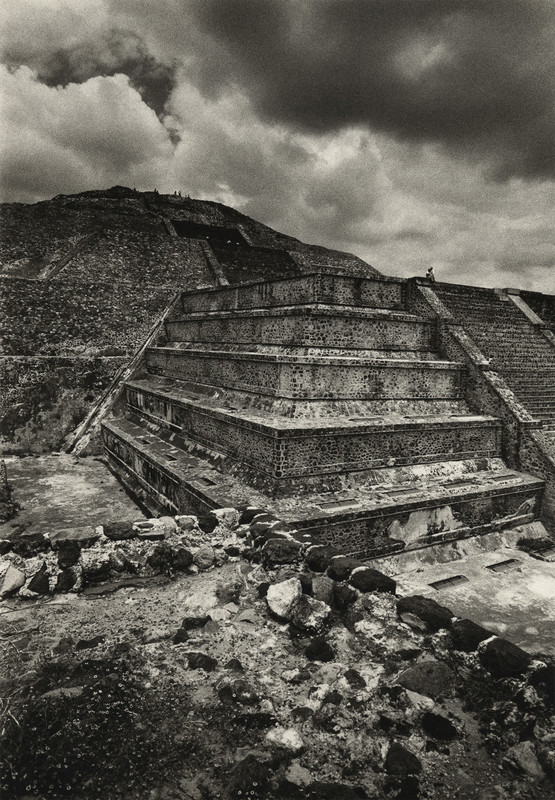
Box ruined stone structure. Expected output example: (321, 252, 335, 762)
(2, 188, 554, 558)
(102, 270, 554, 559)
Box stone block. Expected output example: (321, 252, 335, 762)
(478, 637, 532, 678)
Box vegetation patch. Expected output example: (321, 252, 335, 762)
(1, 645, 199, 799)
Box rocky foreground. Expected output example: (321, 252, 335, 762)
(0, 507, 554, 800)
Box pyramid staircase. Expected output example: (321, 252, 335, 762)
(102, 273, 544, 559)
(433, 285, 555, 432)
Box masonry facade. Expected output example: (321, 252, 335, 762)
(101, 271, 554, 559)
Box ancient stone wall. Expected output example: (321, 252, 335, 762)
(180, 272, 403, 313)
(66, 230, 213, 286)
(146, 347, 462, 399)
(165, 308, 433, 352)
(125, 383, 500, 481)
(0, 276, 175, 356)
(301, 486, 542, 559)
(209, 244, 299, 284)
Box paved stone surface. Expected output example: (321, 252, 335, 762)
(0, 455, 145, 540)
(386, 526, 555, 656)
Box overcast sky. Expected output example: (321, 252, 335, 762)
(1, 0, 554, 291)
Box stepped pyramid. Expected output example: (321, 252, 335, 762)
(102, 271, 544, 559)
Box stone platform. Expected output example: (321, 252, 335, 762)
(102, 272, 545, 558)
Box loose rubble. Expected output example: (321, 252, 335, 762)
(1, 504, 554, 800)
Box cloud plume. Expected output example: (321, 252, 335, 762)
(187, 0, 555, 179)
(0, 0, 553, 292)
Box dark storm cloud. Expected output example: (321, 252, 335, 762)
(188, 0, 555, 179)
(3, 28, 175, 117)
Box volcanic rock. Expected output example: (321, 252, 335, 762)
(421, 711, 458, 741)
(193, 545, 216, 570)
(11, 530, 50, 557)
(80, 548, 111, 579)
(27, 563, 50, 594)
(262, 537, 303, 566)
(349, 567, 396, 594)
(239, 507, 268, 525)
(343, 669, 366, 690)
(332, 582, 358, 609)
(384, 742, 422, 776)
(57, 542, 81, 569)
(311, 575, 334, 604)
(172, 547, 194, 570)
(55, 566, 80, 593)
(450, 618, 492, 652)
(0, 564, 25, 597)
(186, 652, 218, 672)
(478, 637, 532, 678)
(289, 595, 331, 632)
(397, 660, 456, 699)
(265, 726, 304, 753)
(305, 636, 335, 663)
(327, 556, 364, 582)
(504, 741, 544, 778)
(267, 577, 302, 619)
(103, 521, 135, 541)
(397, 595, 453, 632)
(304, 545, 340, 573)
(218, 678, 260, 706)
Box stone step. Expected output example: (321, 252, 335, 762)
(126, 373, 470, 420)
(508, 384, 555, 393)
(166, 305, 433, 353)
(163, 342, 439, 360)
(513, 395, 555, 406)
(180, 272, 405, 313)
(514, 389, 555, 396)
(508, 396, 555, 407)
(490, 350, 555, 361)
(144, 347, 465, 400)
(101, 417, 544, 559)
(515, 405, 555, 412)
(503, 369, 555, 380)
(517, 400, 555, 409)
(124, 377, 501, 487)
(507, 373, 555, 381)
(517, 396, 555, 404)
(510, 388, 555, 396)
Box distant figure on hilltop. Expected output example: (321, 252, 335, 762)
(426, 266, 436, 283)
